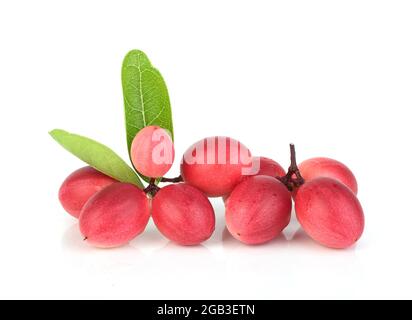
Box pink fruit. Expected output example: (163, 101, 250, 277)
(298, 157, 358, 194)
(131, 125, 175, 178)
(252, 156, 286, 178)
(225, 176, 292, 245)
(181, 136, 252, 197)
(58, 166, 117, 218)
(295, 177, 364, 249)
(222, 156, 286, 202)
(151, 183, 215, 245)
(79, 183, 150, 248)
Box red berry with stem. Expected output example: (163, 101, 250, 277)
(298, 157, 358, 194)
(79, 183, 150, 248)
(295, 177, 364, 249)
(131, 125, 174, 178)
(225, 175, 292, 245)
(59, 166, 117, 218)
(278, 144, 365, 249)
(151, 183, 215, 245)
(181, 136, 252, 197)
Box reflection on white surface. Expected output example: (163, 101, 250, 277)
(60, 205, 364, 293)
(61, 197, 362, 257)
(0, 191, 407, 299)
(28, 195, 386, 299)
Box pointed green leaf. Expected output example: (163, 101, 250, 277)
(49, 129, 143, 188)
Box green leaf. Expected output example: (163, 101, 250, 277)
(121, 49, 174, 155)
(49, 129, 143, 188)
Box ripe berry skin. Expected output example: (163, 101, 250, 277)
(131, 125, 175, 178)
(79, 183, 150, 248)
(295, 177, 364, 249)
(252, 156, 286, 178)
(152, 183, 215, 245)
(225, 176, 292, 245)
(181, 136, 252, 197)
(59, 166, 117, 218)
(222, 156, 286, 202)
(298, 157, 358, 194)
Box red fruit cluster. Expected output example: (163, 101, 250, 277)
(58, 126, 364, 249)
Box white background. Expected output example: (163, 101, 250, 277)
(0, 0, 411, 299)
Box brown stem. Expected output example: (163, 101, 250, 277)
(276, 143, 305, 191)
(160, 175, 183, 183)
(144, 178, 160, 197)
(289, 144, 298, 172)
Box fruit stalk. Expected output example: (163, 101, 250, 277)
(144, 178, 161, 197)
(161, 175, 183, 183)
(277, 144, 305, 191)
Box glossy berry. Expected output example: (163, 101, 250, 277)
(131, 125, 174, 178)
(59, 166, 117, 218)
(225, 176, 292, 245)
(295, 177, 364, 249)
(298, 157, 358, 194)
(181, 136, 252, 197)
(79, 183, 150, 248)
(152, 183, 215, 245)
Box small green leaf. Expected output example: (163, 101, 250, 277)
(49, 129, 143, 188)
(122, 49, 174, 155)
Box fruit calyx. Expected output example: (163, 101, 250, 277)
(276, 144, 305, 191)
